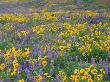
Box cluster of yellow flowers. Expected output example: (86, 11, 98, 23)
(0, 13, 29, 22)
(18, 79, 24, 82)
(31, 56, 47, 67)
(58, 70, 68, 82)
(59, 43, 71, 51)
(49, 23, 59, 32)
(81, 10, 98, 17)
(31, 13, 41, 20)
(4, 23, 13, 31)
(0, 63, 5, 70)
(70, 65, 105, 82)
(4, 47, 30, 60)
(78, 44, 92, 56)
(17, 30, 29, 38)
(43, 12, 57, 21)
(32, 25, 46, 35)
(58, 22, 76, 38)
(58, 65, 105, 82)
(36, 75, 43, 82)
(11, 60, 19, 75)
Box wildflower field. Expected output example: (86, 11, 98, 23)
(0, 0, 110, 82)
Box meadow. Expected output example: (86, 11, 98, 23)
(0, 0, 110, 82)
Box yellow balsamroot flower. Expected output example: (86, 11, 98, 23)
(85, 68, 90, 72)
(11, 71, 17, 75)
(88, 75, 92, 79)
(63, 76, 68, 82)
(82, 75, 86, 80)
(32, 59, 37, 65)
(89, 64, 94, 69)
(88, 78, 93, 82)
(59, 70, 66, 77)
(42, 60, 47, 67)
(18, 30, 29, 38)
(84, 72, 89, 78)
(50, 23, 58, 32)
(59, 46, 66, 51)
(43, 12, 57, 21)
(69, 29, 76, 37)
(70, 75, 77, 81)
(44, 73, 49, 76)
(21, 51, 30, 58)
(96, 74, 103, 81)
(74, 69, 79, 74)
(91, 69, 98, 75)
(13, 60, 18, 64)
(66, 43, 71, 49)
(0, 63, 5, 70)
(100, 68, 105, 74)
(4, 54, 10, 60)
(63, 22, 72, 29)
(18, 79, 24, 82)
(75, 78, 79, 82)
(59, 32, 67, 37)
(80, 68, 84, 74)
(36, 75, 43, 82)
(13, 63, 19, 68)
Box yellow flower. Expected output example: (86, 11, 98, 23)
(59, 70, 66, 76)
(88, 78, 93, 82)
(13, 60, 18, 65)
(69, 30, 76, 36)
(80, 69, 84, 74)
(100, 68, 105, 74)
(70, 75, 77, 81)
(84, 72, 89, 78)
(42, 60, 47, 67)
(66, 43, 71, 49)
(36, 75, 43, 82)
(13, 63, 19, 68)
(91, 69, 98, 75)
(59, 32, 67, 37)
(82, 76, 86, 80)
(63, 76, 68, 82)
(44, 73, 49, 76)
(59, 46, 66, 51)
(18, 79, 24, 82)
(89, 64, 94, 69)
(0, 63, 5, 70)
(96, 74, 103, 81)
(74, 69, 79, 75)
(75, 78, 79, 82)
(88, 75, 92, 79)
(85, 68, 90, 72)
(12, 71, 17, 75)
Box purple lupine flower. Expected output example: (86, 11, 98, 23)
(5, 77, 9, 82)
(105, 58, 109, 65)
(25, 68, 30, 79)
(0, 80, 2, 82)
(35, 61, 41, 67)
(11, 55, 15, 61)
(46, 50, 52, 59)
(56, 75, 61, 81)
(50, 69, 53, 76)
(104, 65, 109, 74)
(99, 58, 103, 66)
(91, 56, 95, 64)
(28, 61, 33, 69)
(38, 50, 43, 58)
(16, 72, 20, 79)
